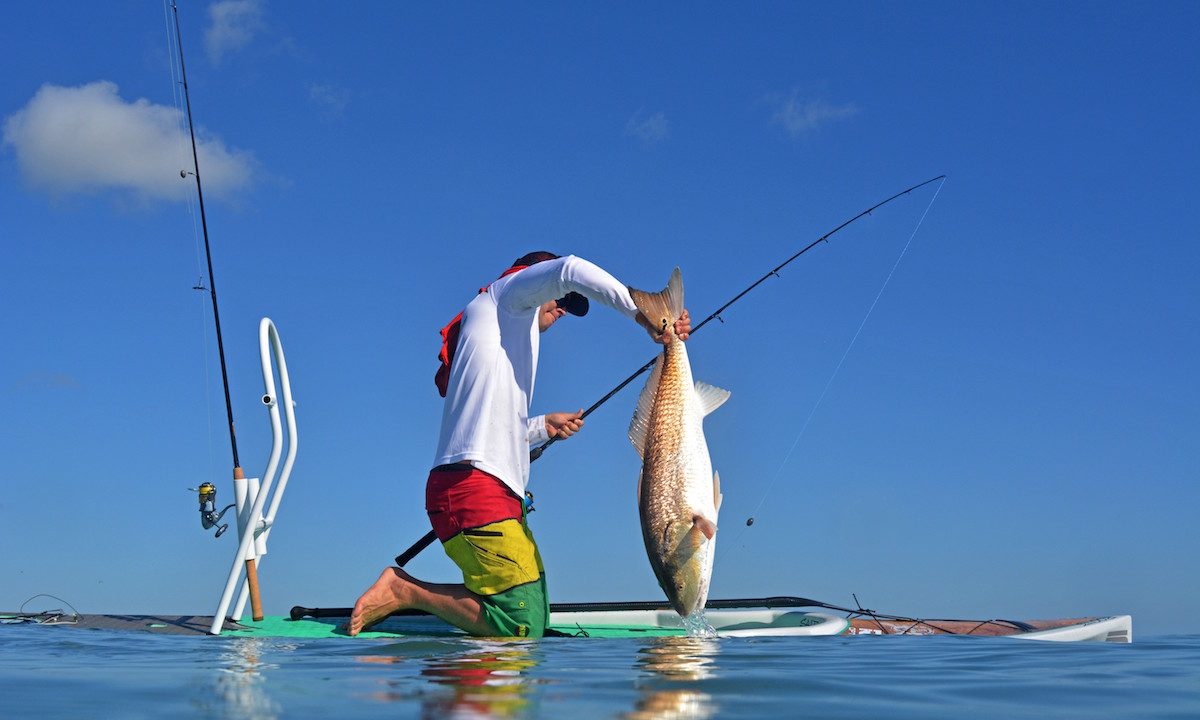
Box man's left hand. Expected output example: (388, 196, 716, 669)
(673, 309, 691, 342)
(650, 309, 692, 344)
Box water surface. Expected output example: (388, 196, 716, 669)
(1, 625, 1195, 718)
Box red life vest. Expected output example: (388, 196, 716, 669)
(435, 265, 528, 397)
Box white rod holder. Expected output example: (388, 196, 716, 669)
(209, 318, 299, 634)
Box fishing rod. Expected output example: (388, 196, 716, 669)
(393, 174, 946, 567)
(171, 1, 241, 475)
(170, 1, 261, 619)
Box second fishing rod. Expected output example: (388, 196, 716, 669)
(394, 174, 947, 567)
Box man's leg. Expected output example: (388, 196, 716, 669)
(348, 566, 495, 637)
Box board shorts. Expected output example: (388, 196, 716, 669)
(426, 465, 549, 638)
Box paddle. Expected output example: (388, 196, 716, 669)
(394, 530, 438, 567)
(290, 595, 834, 620)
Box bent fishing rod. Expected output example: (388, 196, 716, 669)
(394, 174, 946, 567)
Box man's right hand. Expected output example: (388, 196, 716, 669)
(545, 410, 584, 439)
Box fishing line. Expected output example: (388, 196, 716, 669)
(164, 0, 217, 483)
(163, 2, 207, 295)
(724, 176, 946, 553)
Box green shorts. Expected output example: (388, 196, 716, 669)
(480, 573, 549, 639)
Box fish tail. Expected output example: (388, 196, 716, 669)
(628, 267, 683, 335)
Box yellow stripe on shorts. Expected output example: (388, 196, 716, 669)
(442, 518, 545, 597)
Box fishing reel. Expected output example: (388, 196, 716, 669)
(191, 482, 235, 538)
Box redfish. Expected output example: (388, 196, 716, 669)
(628, 268, 729, 618)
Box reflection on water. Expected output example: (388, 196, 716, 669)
(193, 637, 287, 719)
(358, 640, 539, 718)
(628, 636, 719, 719)
(636, 635, 719, 680)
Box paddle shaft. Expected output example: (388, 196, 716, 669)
(291, 596, 833, 621)
(395, 530, 436, 567)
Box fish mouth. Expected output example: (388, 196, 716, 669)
(671, 594, 700, 618)
(667, 586, 703, 618)
(663, 561, 704, 617)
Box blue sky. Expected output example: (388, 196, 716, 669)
(2, 1, 1196, 636)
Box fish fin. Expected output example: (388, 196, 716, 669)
(713, 471, 722, 511)
(627, 267, 684, 334)
(628, 355, 665, 457)
(667, 521, 706, 558)
(693, 514, 717, 541)
(665, 267, 684, 319)
(693, 381, 731, 418)
(663, 523, 684, 553)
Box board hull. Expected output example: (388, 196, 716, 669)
(3, 607, 1131, 642)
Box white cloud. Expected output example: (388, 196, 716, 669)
(205, 0, 266, 66)
(771, 90, 859, 138)
(2, 81, 254, 202)
(625, 110, 669, 144)
(309, 83, 350, 115)
(14, 370, 82, 392)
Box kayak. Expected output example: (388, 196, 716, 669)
(2, 598, 1132, 642)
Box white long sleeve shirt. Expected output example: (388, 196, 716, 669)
(433, 255, 640, 499)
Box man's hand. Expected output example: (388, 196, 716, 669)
(545, 410, 584, 440)
(672, 309, 691, 342)
(641, 308, 692, 344)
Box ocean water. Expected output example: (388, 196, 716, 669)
(1, 626, 1196, 719)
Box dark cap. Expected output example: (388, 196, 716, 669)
(512, 251, 559, 267)
(556, 291, 589, 317)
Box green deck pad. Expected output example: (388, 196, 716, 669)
(547, 624, 686, 638)
(222, 615, 693, 640)
(223, 614, 472, 639)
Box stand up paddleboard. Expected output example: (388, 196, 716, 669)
(2, 605, 1131, 642)
(1, 320, 1131, 644)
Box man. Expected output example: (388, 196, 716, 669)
(348, 252, 690, 637)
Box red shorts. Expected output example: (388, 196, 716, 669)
(425, 465, 523, 542)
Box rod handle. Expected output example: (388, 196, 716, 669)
(245, 558, 263, 621)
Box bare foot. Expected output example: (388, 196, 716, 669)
(347, 567, 413, 636)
